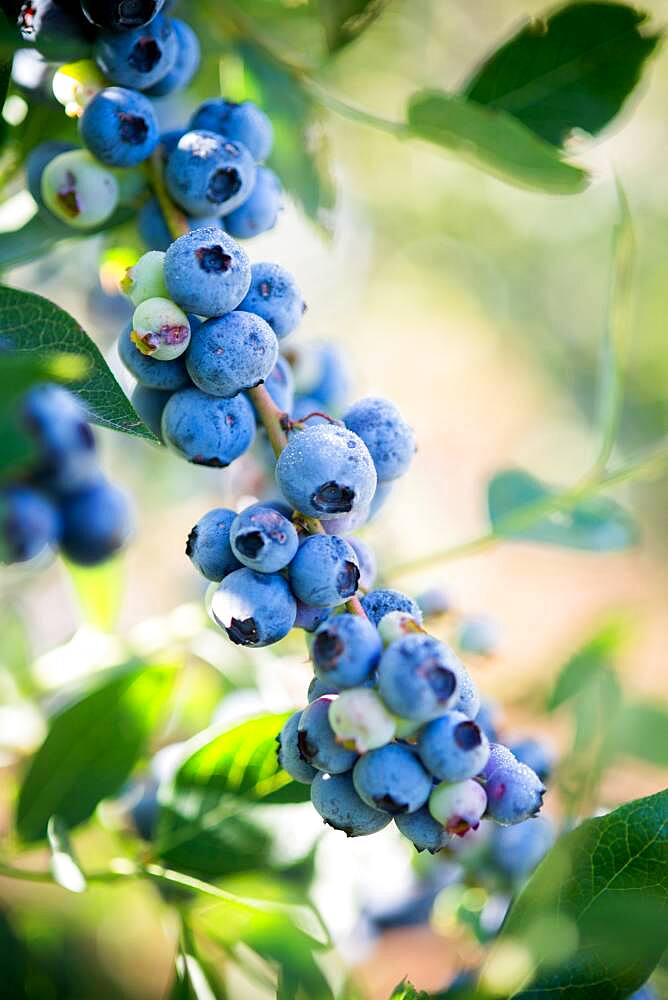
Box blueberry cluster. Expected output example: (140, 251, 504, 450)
(20, 4, 282, 244)
(0, 384, 132, 566)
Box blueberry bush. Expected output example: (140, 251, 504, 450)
(0, 2, 666, 998)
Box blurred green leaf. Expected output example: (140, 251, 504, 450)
(0, 285, 159, 442)
(462, 3, 661, 148)
(65, 555, 125, 632)
(389, 980, 431, 1000)
(0, 909, 28, 1000)
(615, 701, 668, 767)
(406, 91, 588, 195)
(46, 816, 86, 894)
(493, 790, 668, 999)
(0, 606, 33, 697)
(487, 469, 639, 550)
(169, 947, 222, 1000)
(318, 0, 390, 53)
(156, 713, 308, 879)
(547, 619, 627, 711)
(16, 661, 175, 841)
(0, 207, 134, 272)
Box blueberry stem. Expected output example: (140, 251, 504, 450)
(148, 146, 189, 241)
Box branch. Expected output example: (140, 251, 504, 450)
(148, 147, 189, 242)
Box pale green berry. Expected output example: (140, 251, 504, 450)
(394, 716, 423, 740)
(378, 610, 424, 646)
(41, 149, 118, 229)
(429, 778, 487, 836)
(131, 297, 191, 361)
(122, 251, 168, 307)
(328, 687, 396, 753)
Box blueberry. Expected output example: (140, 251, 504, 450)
(230, 504, 298, 573)
(237, 262, 304, 340)
(81, 0, 164, 30)
(348, 537, 377, 591)
(163, 227, 251, 317)
(416, 586, 452, 618)
(211, 567, 296, 647)
(60, 478, 133, 566)
(0, 486, 61, 563)
(95, 14, 177, 91)
(131, 297, 190, 360)
(297, 696, 358, 773)
(353, 743, 432, 815)
(224, 167, 283, 239)
(508, 738, 554, 784)
(368, 479, 393, 520)
(262, 355, 294, 413)
(629, 985, 659, 1000)
(480, 743, 518, 781)
(118, 322, 191, 391)
(310, 772, 390, 837)
(186, 507, 239, 582)
(484, 762, 545, 825)
(166, 130, 256, 217)
(343, 397, 416, 482)
(161, 387, 255, 467)
(474, 700, 501, 743)
(80, 87, 159, 168)
(131, 384, 171, 439)
(121, 251, 168, 306)
(18, 0, 95, 62)
(26, 141, 76, 208)
(300, 343, 351, 413)
(321, 505, 370, 536)
(22, 384, 98, 493)
(41, 149, 119, 229)
(312, 613, 381, 688)
(395, 806, 451, 854)
(360, 588, 422, 628)
(452, 662, 481, 719)
(418, 712, 490, 782)
(186, 311, 278, 397)
(144, 18, 200, 96)
(456, 615, 502, 657)
(190, 99, 273, 162)
(490, 815, 555, 878)
(295, 601, 333, 633)
(137, 198, 220, 252)
(377, 634, 463, 721)
(429, 779, 488, 836)
(276, 710, 317, 785)
(329, 688, 396, 753)
(276, 424, 377, 520)
(288, 534, 360, 607)
(307, 676, 338, 701)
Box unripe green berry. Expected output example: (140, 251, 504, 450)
(131, 297, 191, 360)
(378, 610, 424, 646)
(41, 149, 119, 229)
(122, 251, 168, 306)
(429, 778, 487, 836)
(328, 687, 396, 753)
(394, 717, 422, 740)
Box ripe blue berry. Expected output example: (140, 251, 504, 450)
(41, 150, 119, 229)
(131, 384, 171, 439)
(26, 141, 76, 209)
(429, 779, 488, 836)
(353, 743, 432, 815)
(237, 262, 305, 339)
(474, 700, 501, 743)
(295, 602, 332, 633)
(186, 507, 239, 582)
(163, 227, 251, 317)
(145, 18, 200, 97)
(416, 586, 452, 618)
(508, 738, 554, 784)
(395, 806, 451, 854)
(166, 130, 256, 217)
(118, 323, 190, 391)
(22, 384, 98, 493)
(262, 356, 294, 413)
(456, 615, 502, 657)
(161, 387, 255, 467)
(81, 0, 164, 30)
(288, 534, 360, 607)
(0, 486, 60, 563)
(307, 676, 339, 701)
(80, 87, 159, 168)
(348, 537, 377, 591)
(276, 424, 377, 520)
(312, 613, 381, 688)
(310, 772, 390, 837)
(185, 311, 278, 398)
(452, 663, 481, 720)
(321, 505, 370, 536)
(418, 712, 490, 782)
(297, 696, 358, 773)
(378, 634, 462, 721)
(190, 99, 273, 162)
(329, 688, 396, 753)
(490, 815, 555, 878)
(484, 762, 546, 825)
(60, 478, 133, 566)
(95, 14, 177, 91)
(224, 167, 282, 239)
(230, 504, 298, 573)
(131, 297, 190, 360)
(303, 343, 350, 412)
(343, 397, 416, 482)
(360, 589, 422, 628)
(277, 710, 317, 785)
(480, 743, 518, 781)
(211, 568, 296, 647)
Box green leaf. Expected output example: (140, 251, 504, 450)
(0, 208, 135, 272)
(462, 3, 661, 148)
(487, 469, 639, 551)
(319, 0, 390, 53)
(0, 909, 28, 1000)
(16, 661, 175, 841)
(169, 948, 222, 1000)
(406, 91, 588, 195)
(547, 619, 627, 711)
(389, 980, 431, 1000)
(65, 555, 125, 632)
(0, 285, 159, 442)
(156, 713, 308, 879)
(615, 701, 668, 767)
(490, 790, 668, 999)
(46, 816, 86, 894)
